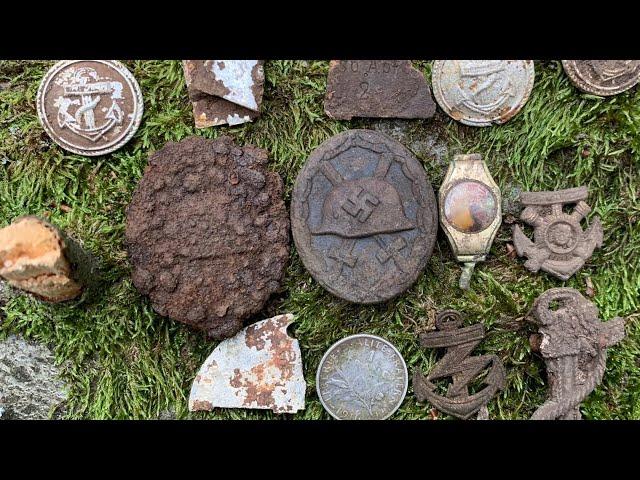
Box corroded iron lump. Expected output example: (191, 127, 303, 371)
(125, 136, 289, 340)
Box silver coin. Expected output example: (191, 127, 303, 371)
(432, 60, 534, 127)
(316, 334, 408, 420)
(562, 60, 640, 96)
(37, 60, 143, 156)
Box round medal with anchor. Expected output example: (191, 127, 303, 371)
(432, 60, 534, 127)
(37, 60, 143, 156)
(291, 129, 438, 304)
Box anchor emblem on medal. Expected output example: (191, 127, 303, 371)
(53, 67, 124, 142)
(455, 61, 514, 115)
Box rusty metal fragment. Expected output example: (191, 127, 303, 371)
(125, 136, 289, 340)
(414, 310, 505, 420)
(324, 60, 436, 120)
(182, 60, 264, 128)
(189, 314, 306, 414)
(562, 60, 640, 96)
(439, 154, 502, 290)
(528, 288, 625, 420)
(513, 186, 602, 281)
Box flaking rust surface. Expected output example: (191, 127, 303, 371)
(125, 136, 289, 340)
(183, 61, 263, 128)
(189, 314, 306, 414)
(324, 60, 436, 120)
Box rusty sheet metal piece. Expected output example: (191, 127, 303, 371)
(562, 60, 640, 96)
(324, 60, 436, 120)
(528, 288, 625, 420)
(414, 310, 506, 420)
(432, 60, 534, 127)
(182, 60, 264, 128)
(513, 186, 602, 281)
(438, 154, 501, 289)
(189, 314, 306, 414)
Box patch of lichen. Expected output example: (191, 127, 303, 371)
(0, 60, 638, 419)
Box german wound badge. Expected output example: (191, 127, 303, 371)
(512, 186, 602, 281)
(528, 288, 625, 420)
(413, 310, 505, 420)
(439, 154, 501, 289)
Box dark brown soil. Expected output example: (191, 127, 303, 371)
(125, 136, 289, 340)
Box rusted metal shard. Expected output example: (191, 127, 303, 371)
(182, 60, 264, 127)
(189, 314, 306, 414)
(414, 310, 505, 420)
(439, 154, 502, 290)
(528, 288, 625, 420)
(513, 186, 603, 281)
(324, 60, 436, 120)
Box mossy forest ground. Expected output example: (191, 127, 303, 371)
(0, 60, 638, 420)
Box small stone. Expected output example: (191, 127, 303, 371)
(324, 60, 436, 120)
(0, 335, 68, 420)
(0, 217, 86, 302)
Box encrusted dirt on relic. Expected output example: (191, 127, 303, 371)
(125, 136, 290, 340)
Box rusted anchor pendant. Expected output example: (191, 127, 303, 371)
(529, 288, 625, 420)
(414, 310, 505, 419)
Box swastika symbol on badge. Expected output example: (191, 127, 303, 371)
(341, 186, 380, 222)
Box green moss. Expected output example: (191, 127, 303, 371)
(0, 60, 638, 419)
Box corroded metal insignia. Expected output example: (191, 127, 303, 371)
(513, 186, 602, 281)
(413, 310, 505, 420)
(432, 60, 534, 127)
(291, 129, 438, 304)
(189, 314, 306, 414)
(528, 288, 625, 420)
(37, 60, 143, 156)
(562, 60, 640, 96)
(439, 154, 501, 289)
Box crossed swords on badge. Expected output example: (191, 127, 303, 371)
(313, 154, 414, 284)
